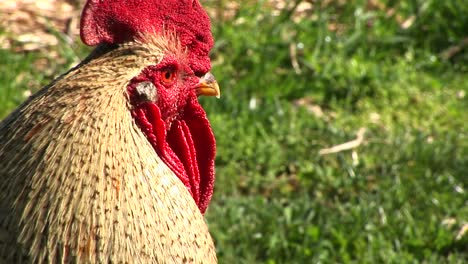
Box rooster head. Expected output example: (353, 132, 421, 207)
(80, 0, 213, 76)
(80, 0, 219, 214)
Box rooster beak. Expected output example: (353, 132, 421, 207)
(195, 72, 220, 98)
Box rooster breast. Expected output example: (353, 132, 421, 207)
(0, 38, 216, 263)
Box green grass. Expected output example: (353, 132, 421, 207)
(1, 0, 467, 263)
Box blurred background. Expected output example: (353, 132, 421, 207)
(0, 0, 467, 263)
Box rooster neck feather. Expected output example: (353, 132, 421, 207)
(0, 35, 216, 263)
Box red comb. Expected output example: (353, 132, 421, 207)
(80, 0, 214, 74)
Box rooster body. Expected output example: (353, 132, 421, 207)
(0, 0, 219, 263)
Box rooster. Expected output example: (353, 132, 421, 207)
(0, 0, 220, 263)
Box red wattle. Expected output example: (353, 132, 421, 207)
(183, 97, 216, 213)
(130, 98, 215, 214)
(167, 120, 200, 204)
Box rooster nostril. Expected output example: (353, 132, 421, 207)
(135, 81, 158, 103)
(194, 71, 205, 78)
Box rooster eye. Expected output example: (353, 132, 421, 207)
(161, 69, 176, 85)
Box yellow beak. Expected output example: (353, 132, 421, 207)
(195, 72, 220, 98)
